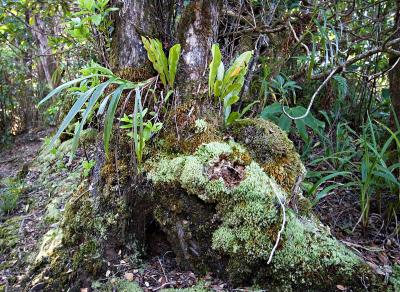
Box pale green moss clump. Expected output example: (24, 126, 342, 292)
(148, 141, 378, 289)
(194, 119, 208, 134)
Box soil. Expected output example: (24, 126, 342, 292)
(0, 128, 53, 179)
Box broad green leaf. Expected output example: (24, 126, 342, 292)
(141, 37, 169, 87)
(217, 62, 224, 81)
(91, 14, 102, 26)
(224, 95, 240, 108)
(260, 103, 283, 119)
(295, 119, 309, 142)
(221, 83, 242, 99)
(223, 50, 253, 87)
(226, 111, 240, 125)
(214, 80, 222, 97)
(278, 113, 292, 132)
(209, 44, 222, 96)
(168, 44, 181, 88)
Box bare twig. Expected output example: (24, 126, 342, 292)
(288, 20, 310, 57)
(282, 68, 338, 120)
(267, 184, 286, 264)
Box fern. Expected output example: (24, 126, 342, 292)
(332, 75, 348, 100)
(141, 37, 181, 88)
(208, 45, 254, 125)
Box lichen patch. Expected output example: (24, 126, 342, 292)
(207, 155, 245, 188)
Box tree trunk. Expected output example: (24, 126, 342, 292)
(31, 7, 57, 88)
(176, 0, 220, 96)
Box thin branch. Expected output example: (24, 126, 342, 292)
(312, 37, 400, 80)
(283, 68, 338, 120)
(267, 186, 286, 265)
(221, 24, 285, 37)
(288, 20, 310, 57)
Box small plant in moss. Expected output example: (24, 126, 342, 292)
(119, 90, 163, 171)
(82, 159, 96, 177)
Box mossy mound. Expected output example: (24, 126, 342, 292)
(229, 118, 306, 193)
(162, 102, 221, 154)
(148, 141, 384, 289)
(0, 215, 22, 271)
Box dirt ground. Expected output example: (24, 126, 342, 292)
(0, 128, 53, 179)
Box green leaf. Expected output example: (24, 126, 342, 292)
(91, 14, 102, 26)
(221, 83, 242, 99)
(141, 37, 170, 87)
(278, 113, 292, 132)
(226, 112, 240, 125)
(209, 44, 222, 96)
(38, 75, 100, 106)
(295, 119, 309, 142)
(240, 101, 259, 118)
(308, 171, 352, 196)
(222, 50, 253, 93)
(70, 80, 113, 161)
(103, 85, 125, 155)
(224, 94, 240, 108)
(168, 43, 181, 88)
(97, 92, 112, 116)
(214, 80, 222, 97)
(314, 182, 358, 204)
(217, 62, 224, 81)
(48, 86, 96, 149)
(260, 102, 283, 119)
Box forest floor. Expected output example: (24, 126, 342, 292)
(0, 129, 399, 291)
(0, 129, 52, 179)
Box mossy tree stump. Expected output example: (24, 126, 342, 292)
(39, 0, 393, 290)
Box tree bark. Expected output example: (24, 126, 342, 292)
(176, 0, 220, 97)
(110, 0, 155, 70)
(31, 8, 57, 88)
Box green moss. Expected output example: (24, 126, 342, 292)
(229, 118, 306, 193)
(0, 178, 25, 216)
(390, 264, 400, 290)
(0, 215, 21, 255)
(161, 282, 210, 292)
(92, 278, 143, 292)
(148, 141, 380, 289)
(194, 119, 208, 134)
(35, 227, 63, 264)
(43, 197, 62, 224)
(268, 211, 363, 287)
